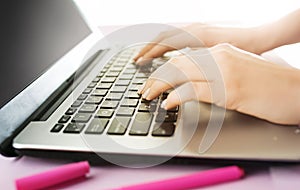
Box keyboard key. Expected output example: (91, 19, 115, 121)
(58, 115, 71, 123)
(123, 68, 136, 74)
(63, 123, 85, 133)
(72, 113, 92, 123)
(152, 123, 175, 137)
(116, 107, 135, 116)
(92, 77, 101, 82)
(79, 104, 97, 113)
(106, 92, 123, 100)
(138, 103, 157, 112)
(119, 74, 133, 80)
(125, 91, 141, 99)
(65, 108, 77, 115)
(128, 84, 143, 91)
(101, 100, 119, 109)
(71, 100, 83, 107)
(129, 112, 153, 136)
(86, 96, 103, 104)
(96, 83, 112, 89)
(109, 67, 123, 72)
(88, 82, 97, 88)
(155, 112, 177, 122)
(132, 78, 146, 84)
(135, 73, 149, 78)
(107, 117, 131, 135)
(101, 77, 116, 83)
(77, 94, 88, 100)
(83, 88, 93, 94)
(92, 89, 108, 96)
(120, 99, 139, 107)
(106, 71, 120, 77)
(85, 118, 109, 134)
(110, 86, 127, 93)
(51, 124, 64, 133)
(95, 109, 114, 118)
(115, 79, 130, 86)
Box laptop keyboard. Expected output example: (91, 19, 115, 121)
(50, 48, 178, 137)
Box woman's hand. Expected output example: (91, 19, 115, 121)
(138, 43, 300, 125)
(134, 23, 269, 65)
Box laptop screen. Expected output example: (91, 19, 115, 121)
(0, 0, 91, 108)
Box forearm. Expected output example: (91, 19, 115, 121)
(253, 9, 300, 53)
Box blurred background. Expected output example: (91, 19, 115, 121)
(74, 0, 300, 68)
(75, 0, 300, 26)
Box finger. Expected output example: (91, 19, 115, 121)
(139, 53, 212, 99)
(162, 82, 212, 110)
(140, 32, 203, 63)
(134, 29, 183, 61)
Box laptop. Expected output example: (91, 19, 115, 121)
(1, 0, 300, 167)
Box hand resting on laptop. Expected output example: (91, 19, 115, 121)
(136, 9, 300, 125)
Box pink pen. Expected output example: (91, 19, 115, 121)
(15, 161, 90, 190)
(116, 165, 244, 190)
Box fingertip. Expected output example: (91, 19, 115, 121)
(164, 91, 180, 110)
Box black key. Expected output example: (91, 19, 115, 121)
(106, 71, 120, 77)
(88, 82, 97, 88)
(96, 83, 112, 89)
(111, 86, 127, 93)
(132, 78, 146, 85)
(58, 115, 71, 123)
(138, 103, 156, 112)
(85, 118, 109, 134)
(63, 123, 85, 133)
(101, 77, 116, 83)
(168, 106, 179, 112)
(72, 113, 92, 123)
(116, 107, 135, 116)
(109, 67, 123, 72)
(155, 112, 177, 122)
(79, 104, 97, 113)
(92, 77, 101, 82)
(135, 73, 149, 78)
(106, 92, 123, 100)
(119, 74, 133, 80)
(125, 91, 141, 99)
(120, 99, 139, 107)
(97, 72, 104, 77)
(71, 100, 82, 107)
(128, 84, 143, 91)
(77, 94, 88, 100)
(115, 79, 130, 86)
(152, 123, 175, 137)
(107, 117, 131, 135)
(141, 98, 158, 103)
(101, 100, 119, 109)
(65, 108, 77, 115)
(95, 109, 114, 118)
(129, 112, 153, 136)
(83, 88, 92, 94)
(92, 89, 108, 96)
(51, 124, 64, 133)
(86, 96, 103, 104)
(123, 69, 136, 74)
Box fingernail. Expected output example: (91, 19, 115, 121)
(142, 88, 150, 99)
(136, 57, 144, 64)
(137, 83, 145, 94)
(161, 99, 167, 109)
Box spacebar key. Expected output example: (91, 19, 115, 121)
(129, 112, 153, 136)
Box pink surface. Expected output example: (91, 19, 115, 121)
(15, 161, 89, 190)
(2, 155, 300, 190)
